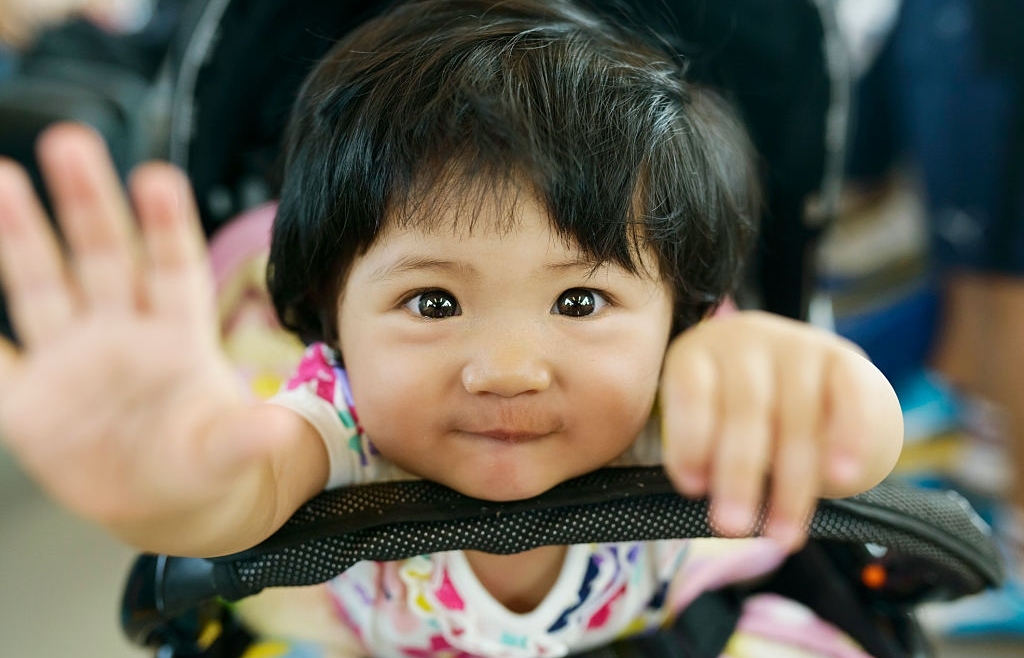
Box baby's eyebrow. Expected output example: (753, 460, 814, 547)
(371, 256, 479, 281)
(546, 258, 639, 283)
(371, 255, 616, 281)
(544, 258, 603, 272)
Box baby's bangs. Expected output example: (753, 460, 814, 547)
(270, 0, 759, 346)
(381, 158, 662, 285)
(383, 157, 533, 240)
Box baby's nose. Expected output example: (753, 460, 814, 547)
(461, 332, 552, 397)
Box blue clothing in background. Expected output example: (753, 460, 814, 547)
(848, 0, 1023, 274)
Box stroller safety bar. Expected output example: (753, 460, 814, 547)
(121, 466, 1002, 648)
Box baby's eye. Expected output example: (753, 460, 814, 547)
(552, 288, 608, 317)
(405, 290, 461, 319)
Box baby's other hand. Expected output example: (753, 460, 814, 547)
(659, 310, 903, 551)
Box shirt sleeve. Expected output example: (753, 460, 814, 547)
(268, 343, 402, 489)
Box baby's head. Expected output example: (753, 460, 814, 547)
(268, 0, 760, 499)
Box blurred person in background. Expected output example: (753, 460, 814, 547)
(0, 0, 151, 79)
(840, 0, 1024, 637)
(0, 0, 147, 48)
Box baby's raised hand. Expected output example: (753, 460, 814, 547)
(0, 125, 304, 554)
(659, 310, 903, 550)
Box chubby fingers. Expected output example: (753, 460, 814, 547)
(710, 346, 773, 537)
(661, 320, 776, 538)
(763, 354, 824, 550)
(660, 346, 717, 497)
(0, 157, 76, 348)
(2, 124, 213, 339)
(129, 162, 214, 335)
(0, 335, 20, 400)
(822, 348, 903, 497)
(661, 312, 898, 551)
(766, 346, 899, 549)
(37, 123, 142, 313)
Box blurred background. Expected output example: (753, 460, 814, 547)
(0, 0, 1023, 656)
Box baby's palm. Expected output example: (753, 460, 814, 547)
(0, 125, 271, 526)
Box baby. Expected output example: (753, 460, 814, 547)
(0, 0, 903, 656)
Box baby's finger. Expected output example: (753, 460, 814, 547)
(660, 345, 718, 496)
(0, 159, 76, 347)
(765, 431, 820, 551)
(37, 123, 141, 313)
(0, 336, 20, 395)
(824, 353, 870, 490)
(130, 163, 214, 332)
(765, 358, 823, 549)
(710, 353, 773, 537)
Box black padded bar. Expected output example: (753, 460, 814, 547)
(125, 467, 1002, 631)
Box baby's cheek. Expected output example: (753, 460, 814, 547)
(580, 375, 657, 452)
(349, 365, 443, 452)
(345, 368, 403, 426)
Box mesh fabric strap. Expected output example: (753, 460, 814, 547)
(214, 467, 1000, 598)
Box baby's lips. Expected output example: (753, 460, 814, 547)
(461, 428, 552, 443)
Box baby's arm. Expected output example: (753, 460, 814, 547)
(659, 310, 904, 551)
(0, 124, 327, 557)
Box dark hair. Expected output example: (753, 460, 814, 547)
(268, 0, 759, 347)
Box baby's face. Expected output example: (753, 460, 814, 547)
(336, 183, 674, 501)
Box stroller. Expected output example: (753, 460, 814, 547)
(0, 1, 1001, 656)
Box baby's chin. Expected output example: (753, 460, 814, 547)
(396, 462, 563, 502)
(375, 436, 626, 502)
